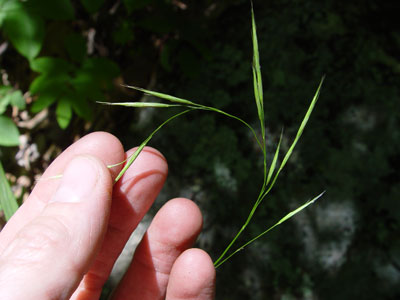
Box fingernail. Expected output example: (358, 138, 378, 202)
(50, 156, 99, 203)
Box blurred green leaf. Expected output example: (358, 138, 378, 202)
(65, 33, 86, 63)
(31, 93, 57, 113)
(3, 4, 44, 60)
(72, 70, 104, 100)
(80, 0, 104, 14)
(0, 87, 25, 111)
(30, 57, 73, 74)
(56, 98, 72, 129)
(0, 0, 20, 27)
(30, 73, 70, 95)
(0, 85, 12, 95)
(0, 101, 8, 114)
(0, 86, 12, 114)
(0, 160, 19, 221)
(69, 93, 93, 120)
(24, 0, 74, 20)
(9, 90, 25, 109)
(0, 115, 19, 146)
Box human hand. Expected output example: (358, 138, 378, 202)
(0, 132, 216, 300)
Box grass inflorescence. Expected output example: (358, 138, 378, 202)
(100, 7, 324, 268)
(99, 4, 325, 268)
(0, 3, 324, 265)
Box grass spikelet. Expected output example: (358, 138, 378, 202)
(97, 101, 182, 108)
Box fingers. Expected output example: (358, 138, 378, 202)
(0, 131, 214, 300)
(0, 132, 125, 254)
(166, 249, 216, 300)
(70, 146, 168, 300)
(0, 155, 113, 299)
(112, 198, 203, 300)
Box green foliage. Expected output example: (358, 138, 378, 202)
(0, 0, 120, 129)
(0, 160, 18, 220)
(0, 84, 23, 217)
(0, 86, 24, 146)
(0, 86, 25, 112)
(0, 84, 24, 219)
(29, 55, 119, 128)
(0, 0, 44, 60)
(56, 97, 73, 129)
(0, 115, 19, 146)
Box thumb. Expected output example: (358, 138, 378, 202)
(0, 155, 112, 300)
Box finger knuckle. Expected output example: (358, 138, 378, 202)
(10, 216, 72, 263)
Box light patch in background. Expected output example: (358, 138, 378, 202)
(294, 200, 357, 270)
(213, 161, 237, 192)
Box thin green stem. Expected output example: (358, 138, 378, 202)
(214, 192, 324, 268)
(195, 105, 264, 152)
(114, 109, 194, 182)
(214, 186, 265, 266)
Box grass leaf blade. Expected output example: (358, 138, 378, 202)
(266, 129, 283, 185)
(262, 76, 325, 200)
(278, 76, 324, 172)
(0, 161, 19, 221)
(122, 85, 197, 106)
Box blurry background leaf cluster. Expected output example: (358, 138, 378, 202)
(1, 0, 399, 299)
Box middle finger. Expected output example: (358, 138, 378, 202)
(70, 147, 168, 299)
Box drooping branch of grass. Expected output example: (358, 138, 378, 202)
(113, 109, 193, 182)
(214, 191, 325, 268)
(98, 4, 324, 268)
(35, 110, 194, 184)
(109, 88, 264, 151)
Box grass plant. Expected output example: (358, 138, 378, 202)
(0, 3, 324, 267)
(99, 5, 325, 267)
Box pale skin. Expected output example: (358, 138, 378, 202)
(0, 132, 216, 300)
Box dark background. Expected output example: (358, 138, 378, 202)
(1, 0, 399, 299)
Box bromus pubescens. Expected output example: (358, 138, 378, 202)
(99, 5, 325, 268)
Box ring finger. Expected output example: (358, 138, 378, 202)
(111, 198, 203, 300)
